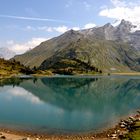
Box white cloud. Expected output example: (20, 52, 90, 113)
(53, 26, 69, 33)
(7, 38, 49, 54)
(46, 27, 53, 32)
(99, 0, 140, 26)
(110, 0, 126, 7)
(25, 25, 81, 33)
(25, 26, 36, 31)
(6, 40, 14, 45)
(72, 27, 80, 31)
(84, 23, 96, 29)
(37, 26, 53, 32)
(25, 25, 69, 33)
(111, 20, 122, 26)
(5, 86, 42, 104)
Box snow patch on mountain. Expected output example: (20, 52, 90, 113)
(130, 23, 140, 32)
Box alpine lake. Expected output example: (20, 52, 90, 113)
(0, 75, 140, 135)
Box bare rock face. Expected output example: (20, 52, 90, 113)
(82, 19, 140, 50)
(110, 20, 140, 50)
(130, 31, 140, 50)
(113, 20, 133, 41)
(115, 20, 140, 50)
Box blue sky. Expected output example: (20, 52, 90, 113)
(0, 0, 140, 54)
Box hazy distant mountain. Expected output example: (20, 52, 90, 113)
(13, 19, 140, 73)
(0, 47, 16, 59)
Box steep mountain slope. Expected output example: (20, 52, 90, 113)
(13, 20, 140, 73)
(14, 30, 83, 68)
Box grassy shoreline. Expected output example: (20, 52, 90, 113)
(112, 72, 140, 76)
(1, 72, 140, 79)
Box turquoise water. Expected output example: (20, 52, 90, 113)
(0, 76, 140, 134)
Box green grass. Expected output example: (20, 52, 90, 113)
(122, 122, 140, 140)
(0, 58, 33, 78)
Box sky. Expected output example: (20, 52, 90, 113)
(0, 0, 140, 54)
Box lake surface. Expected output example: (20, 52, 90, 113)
(0, 76, 140, 134)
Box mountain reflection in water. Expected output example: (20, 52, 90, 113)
(0, 76, 140, 134)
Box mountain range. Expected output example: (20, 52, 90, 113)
(13, 20, 140, 74)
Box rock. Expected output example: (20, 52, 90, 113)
(118, 131, 128, 139)
(137, 110, 140, 114)
(22, 137, 30, 140)
(129, 116, 135, 121)
(111, 134, 117, 137)
(120, 121, 127, 125)
(120, 124, 126, 128)
(111, 133, 117, 139)
(120, 131, 128, 135)
(118, 134, 124, 139)
(128, 118, 134, 123)
(124, 120, 129, 124)
(107, 134, 110, 137)
(0, 135, 6, 139)
(117, 130, 120, 133)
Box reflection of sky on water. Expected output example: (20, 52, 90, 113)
(0, 77, 139, 134)
(0, 86, 42, 104)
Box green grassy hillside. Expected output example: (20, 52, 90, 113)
(13, 30, 140, 74)
(0, 58, 33, 78)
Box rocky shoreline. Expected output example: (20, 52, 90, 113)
(0, 111, 139, 140)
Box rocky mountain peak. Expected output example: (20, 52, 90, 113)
(120, 19, 131, 25)
(104, 23, 114, 28)
(65, 29, 78, 35)
(117, 19, 133, 33)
